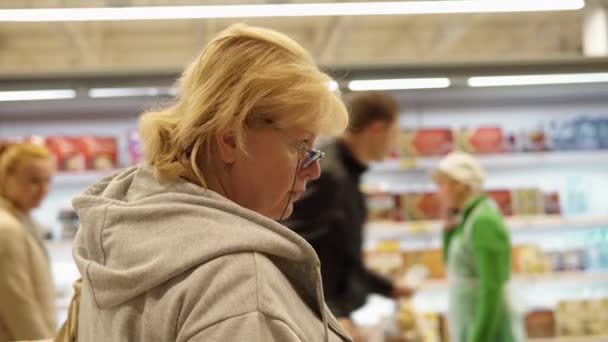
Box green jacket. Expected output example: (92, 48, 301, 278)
(442, 195, 512, 342)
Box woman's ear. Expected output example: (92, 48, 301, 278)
(216, 129, 238, 164)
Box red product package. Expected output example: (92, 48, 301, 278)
(45, 136, 85, 172)
(398, 128, 454, 156)
(543, 192, 562, 215)
(458, 127, 504, 154)
(76, 136, 118, 170)
(401, 192, 441, 221)
(487, 189, 513, 216)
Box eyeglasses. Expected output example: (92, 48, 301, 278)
(272, 127, 325, 169)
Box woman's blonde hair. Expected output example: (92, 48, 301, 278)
(140, 23, 348, 186)
(0, 142, 52, 195)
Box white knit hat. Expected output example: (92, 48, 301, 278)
(432, 151, 485, 190)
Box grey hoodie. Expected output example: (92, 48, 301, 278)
(72, 164, 352, 341)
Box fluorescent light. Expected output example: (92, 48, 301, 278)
(0, 89, 76, 101)
(468, 73, 608, 87)
(88, 87, 173, 98)
(0, 1, 585, 22)
(328, 80, 339, 91)
(348, 78, 451, 91)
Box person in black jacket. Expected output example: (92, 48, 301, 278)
(284, 91, 412, 329)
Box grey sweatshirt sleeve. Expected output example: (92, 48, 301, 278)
(188, 311, 302, 342)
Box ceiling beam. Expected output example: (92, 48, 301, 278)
(431, 17, 477, 54)
(317, 16, 352, 65)
(60, 22, 99, 67)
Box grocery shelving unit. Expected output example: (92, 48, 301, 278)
(419, 270, 608, 292)
(369, 150, 608, 173)
(530, 336, 608, 342)
(365, 215, 608, 242)
(349, 84, 608, 339)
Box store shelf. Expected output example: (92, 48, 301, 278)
(530, 335, 608, 342)
(52, 169, 119, 187)
(419, 271, 608, 292)
(365, 215, 608, 241)
(369, 150, 608, 173)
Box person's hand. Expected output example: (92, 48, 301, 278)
(392, 283, 415, 298)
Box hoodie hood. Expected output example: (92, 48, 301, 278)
(72, 164, 320, 310)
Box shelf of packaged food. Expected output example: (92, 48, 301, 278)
(365, 215, 608, 241)
(52, 169, 120, 187)
(418, 270, 608, 292)
(368, 150, 608, 173)
(529, 335, 608, 342)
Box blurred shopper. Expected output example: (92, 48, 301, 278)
(63, 24, 352, 341)
(0, 142, 55, 341)
(284, 91, 413, 332)
(432, 152, 525, 342)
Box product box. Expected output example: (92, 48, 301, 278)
(527, 127, 548, 152)
(398, 128, 453, 156)
(401, 192, 441, 221)
(543, 191, 562, 215)
(525, 310, 555, 338)
(45, 136, 85, 172)
(545, 250, 566, 272)
(401, 249, 445, 279)
(563, 249, 587, 271)
(365, 241, 403, 279)
(127, 129, 144, 166)
(457, 126, 504, 154)
(554, 299, 602, 337)
(420, 249, 445, 279)
(487, 189, 513, 216)
(512, 245, 549, 274)
(366, 192, 397, 222)
(512, 188, 544, 216)
(76, 136, 118, 170)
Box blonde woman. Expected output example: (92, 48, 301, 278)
(69, 24, 351, 341)
(0, 143, 55, 341)
(432, 152, 525, 342)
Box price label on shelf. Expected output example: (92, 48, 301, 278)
(408, 221, 430, 233)
(375, 240, 400, 252)
(399, 157, 418, 170)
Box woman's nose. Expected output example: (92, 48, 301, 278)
(300, 159, 321, 180)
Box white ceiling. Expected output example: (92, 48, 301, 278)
(0, 0, 600, 77)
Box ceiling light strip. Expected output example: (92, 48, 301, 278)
(0, 89, 76, 102)
(0, 1, 585, 22)
(88, 87, 173, 98)
(468, 72, 608, 87)
(348, 78, 451, 91)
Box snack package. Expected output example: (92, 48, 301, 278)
(398, 128, 453, 157)
(525, 310, 555, 338)
(457, 126, 504, 154)
(512, 188, 544, 216)
(45, 136, 85, 172)
(543, 191, 562, 215)
(401, 192, 441, 221)
(392, 299, 440, 342)
(364, 240, 404, 279)
(366, 192, 397, 222)
(76, 136, 118, 170)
